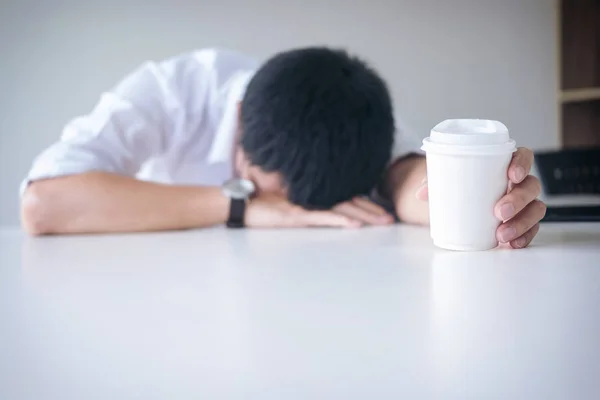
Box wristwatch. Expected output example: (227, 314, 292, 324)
(222, 178, 256, 228)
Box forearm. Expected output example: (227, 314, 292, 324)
(21, 172, 228, 235)
(383, 155, 429, 225)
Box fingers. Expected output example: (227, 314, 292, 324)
(351, 197, 389, 216)
(508, 147, 534, 184)
(290, 196, 394, 228)
(510, 223, 540, 249)
(495, 175, 542, 221)
(497, 199, 546, 244)
(333, 198, 394, 225)
(298, 209, 362, 228)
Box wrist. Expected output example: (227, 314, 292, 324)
(188, 186, 230, 227)
(221, 178, 256, 228)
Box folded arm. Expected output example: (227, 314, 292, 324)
(20, 55, 223, 235)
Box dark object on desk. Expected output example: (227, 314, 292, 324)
(542, 206, 600, 222)
(535, 148, 600, 222)
(535, 148, 600, 195)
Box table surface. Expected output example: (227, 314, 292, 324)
(1, 223, 600, 400)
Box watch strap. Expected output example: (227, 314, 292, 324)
(226, 198, 246, 228)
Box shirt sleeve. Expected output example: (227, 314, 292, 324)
(20, 55, 189, 195)
(389, 117, 424, 163)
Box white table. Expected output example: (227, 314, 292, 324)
(1, 223, 600, 400)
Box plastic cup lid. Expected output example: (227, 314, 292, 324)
(422, 119, 516, 155)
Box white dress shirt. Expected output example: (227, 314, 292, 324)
(22, 47, 421, 194)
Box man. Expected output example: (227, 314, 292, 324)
(20, 47, 546, 248)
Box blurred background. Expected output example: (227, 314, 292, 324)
(1, 0, 596, 227)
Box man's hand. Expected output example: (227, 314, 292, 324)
(493, 148, 547, 248)
(333, 197, 394, 226)
(416, 147, 547, 249)
(245, 195, 393, 228)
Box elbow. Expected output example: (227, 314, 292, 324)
(21, 183, 54, 236)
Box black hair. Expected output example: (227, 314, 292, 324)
(240, 47, 395, 208)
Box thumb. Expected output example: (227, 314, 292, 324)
(415, 177, 429, 201)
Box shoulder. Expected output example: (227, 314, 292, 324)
(110, 48, 258, 96)
(109, 47, 258, 115)
(194, 47, 259, 69)
(160, 47, 259, 82)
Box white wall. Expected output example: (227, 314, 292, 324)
(0, 0, 558, 227)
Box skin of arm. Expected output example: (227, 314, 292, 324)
(382, 154, 430, 225)
(20, 172, 369, 235)
(21, 172, 229, 235)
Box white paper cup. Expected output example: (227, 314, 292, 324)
(421, 119, 516, 251)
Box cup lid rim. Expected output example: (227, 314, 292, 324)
(421, 137, 517, 155)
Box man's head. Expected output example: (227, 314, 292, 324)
(238, 47, 395, 208)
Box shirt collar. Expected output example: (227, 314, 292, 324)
(206, 70, 254, 164)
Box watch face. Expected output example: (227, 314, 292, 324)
(223, 179, 256, 200)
